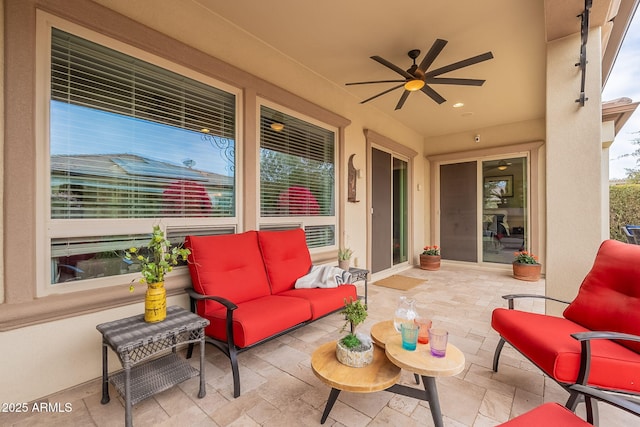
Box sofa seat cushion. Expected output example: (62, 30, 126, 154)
(201, 295, 312, 348)
(563, 240, 640, 353)
(257, 229, 312, 294)
(278, 284, 358, 320)
(499, 402, 591, 426)
(185, 231, 271, 308)
(492, 308, 640, 392)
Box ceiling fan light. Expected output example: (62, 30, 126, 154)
(497, 160, 508, 171)
(270, 122, 285, 132)
(404, 79, 425, 92)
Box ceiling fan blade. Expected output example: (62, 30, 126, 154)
(426, 77, 486, 86)
(346, 79, 406, 86)
(370, 56, 414, 79)
(359, 83, 405, 104)
(421, 85, 446, 104)
(418, 39, 447, 72)
(425, 52, 494, 78)
(394, 90, 411, 110)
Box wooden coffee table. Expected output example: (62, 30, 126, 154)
(385, 334, 465, 427)
(370, 319, 397, 348)
(311, 340, 401, 424)
(313, 321, 465, 427)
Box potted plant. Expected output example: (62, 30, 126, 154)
(512, 250, 541, 281)
(335, 298, 373, 367)
(338, 247, 353, 270)
(419, 245, 441, 270)
(125, 225, 191, 322)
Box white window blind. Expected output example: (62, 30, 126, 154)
(47, 27, 239, 286)
(50, 28, 236, 220)
(259, 106, 336, 248)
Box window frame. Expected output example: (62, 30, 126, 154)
(257, 100, 339, 253)
(35, 13, 243, 296)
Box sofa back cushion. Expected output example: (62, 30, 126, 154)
(185, 231, 271, 305)
(257, 228, 312, 294)
(563, 239, 640, 353)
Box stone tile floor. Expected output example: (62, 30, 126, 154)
(2, 264, 638, 426)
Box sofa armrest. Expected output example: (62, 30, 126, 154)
(502, 294, 571, 309)
(570, 331, 640, 386)
(184, 287, 238, 312)
(569, 384, 640, 417)
(185, 287, 238, 350)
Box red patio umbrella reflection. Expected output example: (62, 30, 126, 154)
(163, 180, 212, 216)
(278, 186, 319, 215)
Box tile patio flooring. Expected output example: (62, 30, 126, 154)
(3, 264, 638, 426)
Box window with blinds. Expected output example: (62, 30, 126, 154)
(259, 106, 336, 248)
(50, 28, 236, 220)
(48, 27, 238, 285)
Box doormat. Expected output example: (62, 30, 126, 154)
(373, 275, 426, 291)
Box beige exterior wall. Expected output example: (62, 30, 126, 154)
(0, 0, 425, 402)
(0, 0, 4, 305)
(0, 0, 613, 403)
(545, 29, 605, 316)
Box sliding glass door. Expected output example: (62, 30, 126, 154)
(482, 157, 528, 263)
(439, 156, 528, 265)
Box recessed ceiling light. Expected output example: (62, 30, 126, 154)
(453, 102, 464, 108)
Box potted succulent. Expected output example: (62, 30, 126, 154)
(419, 245, 441, 270)
(125, 225, 191, 322)
(338, 247, 353, 270)
(335, 298, 373, 367)
(512, 250, 541, 281)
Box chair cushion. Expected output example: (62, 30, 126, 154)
(278, 284, 358, 320)
(498, 402, 590, 426)
(257, 229, 312, 294)
(563, 239, 640, 353)
(185, 231, 271, 308)
(201, 295, 312, 347)
(492, 308, 640, 393)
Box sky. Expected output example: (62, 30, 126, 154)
(602, 8, 640, 179)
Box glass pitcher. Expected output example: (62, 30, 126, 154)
(393, 296, 417, 332)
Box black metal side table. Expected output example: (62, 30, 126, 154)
(349, 267, 369, 306)
(97, 305, 209, 427)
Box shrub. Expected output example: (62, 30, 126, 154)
(609, 184, 640, 241)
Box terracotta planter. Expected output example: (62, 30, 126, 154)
(145, 282, 167, 322)
(512, 262, 541, 282)
(338, 259, 350, 270)
(419, 254, 441, 271)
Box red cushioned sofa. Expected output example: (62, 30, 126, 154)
(184, 228, 357, 397)
(492, 239, 640, 419)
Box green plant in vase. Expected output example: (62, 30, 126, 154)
(124, 225, 191, 322)
(340, 298, 368, 350)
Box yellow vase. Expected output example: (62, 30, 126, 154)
(145, 282, 167, 322)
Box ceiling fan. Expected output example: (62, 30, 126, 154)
(346, 39, 494, 110)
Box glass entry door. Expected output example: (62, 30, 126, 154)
(439, 156, 528, 265)
(371, 148, 409, 273)
(481, 157, 528, 263)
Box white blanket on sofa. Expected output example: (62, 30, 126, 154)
(294, 265, 352, 289)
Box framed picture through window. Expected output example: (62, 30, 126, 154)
(484, 175, 513, 197)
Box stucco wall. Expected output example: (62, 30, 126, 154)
(0, 0, 4, 305)
(0, 0, 426, 403)
(545, 29, 605, 315)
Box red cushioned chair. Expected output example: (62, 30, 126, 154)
(492, 240, 640, 420)
(498, 384, 640, 426)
